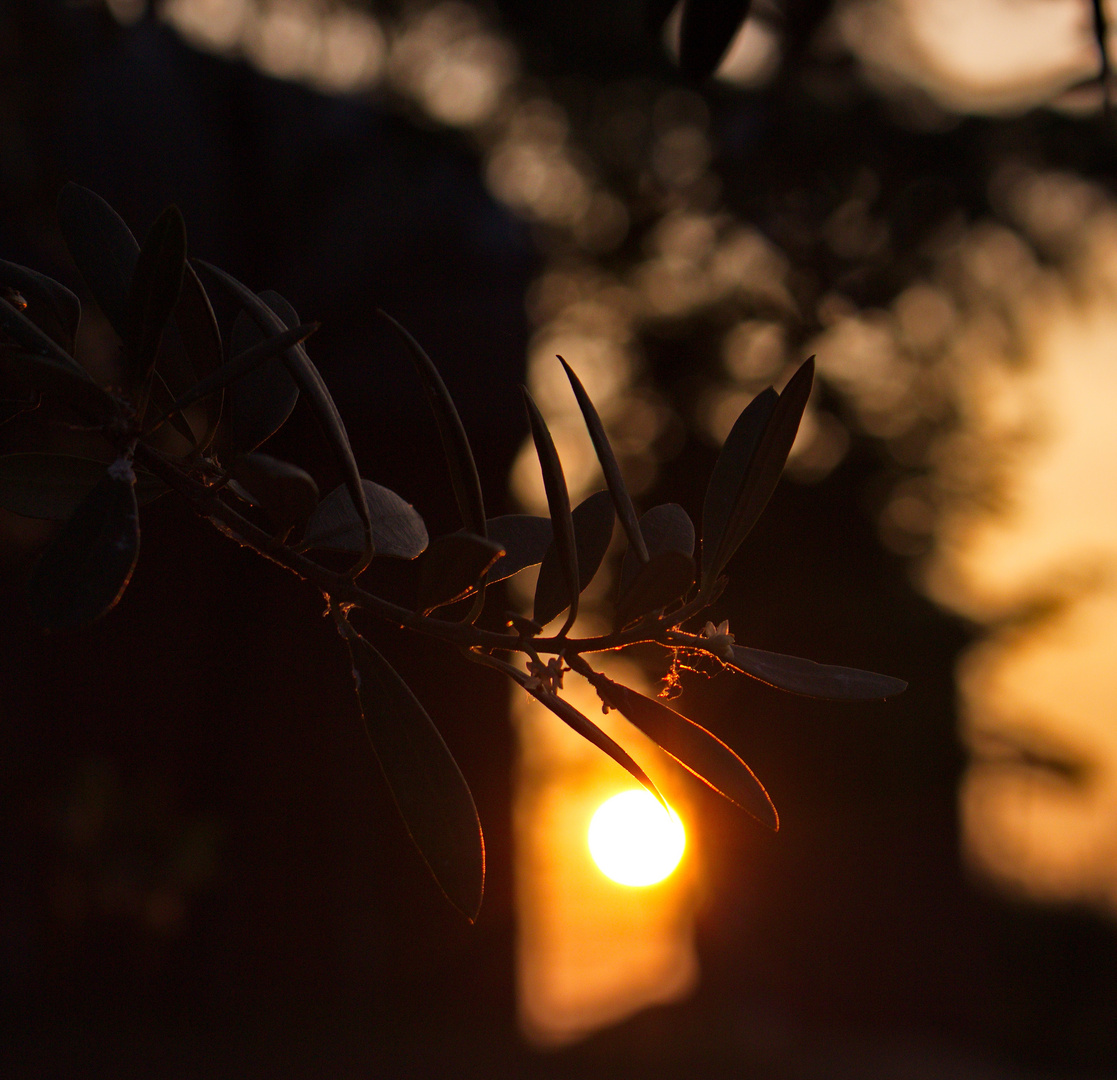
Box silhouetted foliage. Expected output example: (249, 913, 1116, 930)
(0, 185, 905, 920)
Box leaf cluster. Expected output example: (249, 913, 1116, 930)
(0, 187, 905, 921)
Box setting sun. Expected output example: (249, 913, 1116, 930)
(588, 790, 686, 887)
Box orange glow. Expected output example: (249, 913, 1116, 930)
(588, 790, 686, 887)
(918, 179, 1117, 915)
(513, 660, 698, 1045)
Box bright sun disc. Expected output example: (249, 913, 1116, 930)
(588, 789, 686, 886)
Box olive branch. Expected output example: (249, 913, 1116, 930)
(0, 185, 905, 921)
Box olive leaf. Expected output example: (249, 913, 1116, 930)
(153, 321, 316, 437)
(222, 308, 303, 454)
(197, 262, 372, 556)
(0, 294, 83, 370)
(0, 452, 164, 519)
(702, 358, 814, 592)
(534, 490, 614, 627)
(678, 0, 751, 80)
(380, 311, 486, 539)
(522, 387, 580, 634)
(558, 356, 647, 562)
(418, 532, 505, 614)
(586, 669, 778, 829)
(26, 459, 140, 629)
(485, 514, 552, 582)
(57, 183, 140, 340)
(125, 204, 187, 397)
(229, 453, 319, 537)
(615, 551, 695, 630)
(616, 503, 696, 629)
(172, 264, 224, 448)
(619, 502, 695, 596)
(700, 387, 776, 592)
(727, 645, 908, 700)
(343, 625, 484, 922)
(299, 479, 427, 559)
(530, 686, 667, 811)
(0, 260, 81, 354)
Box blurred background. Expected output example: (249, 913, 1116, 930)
(4, 0, 1117, 1076)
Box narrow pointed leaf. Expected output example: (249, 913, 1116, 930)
(485, 514, 552, 582)
(710, 357, 814, 584)
(0, 452, 163, 519)
(728, 645, 908, 700)
(615, 550, 695, 629)
(418, 532, 505, 613)
(155, 322, 316, 432)
(224, 310, 302, 453)
(559, 356, 647, 562)
(380, 311, 486, 538)
(57, 183, 140, 339)
(174, 262, 222, 373)
(523, 387, 579, 632)
(534, 490, 615, 626)
(620, 502, 695, 597)
(229, 453, 319, 536)
(343, 628, 484, 921)
(0, 294, 82, 369)
(0, 260, 81, 353)
(26, 460, 140, 628)
(125, 204, 187, 391)
(678, 0, 751, 80)
(148, 368, 199, 448)
(172, 264, 223, 448)
(300, 480, 427, 558)
(701, 386, 776, 591)
(197, 262, 371, 554)
(587, 670, 778, 829)
(531, 688, 667, 810)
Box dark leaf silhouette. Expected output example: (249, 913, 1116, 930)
(0, 452, 163, 519)
(300, 480, 427, 558)
(523, 387, 579, 632)
(0, 295, 82, 369)
(620, 502, 694, 597)
(559, 356, 647, 562)
(0, 260, 81, 354)
(531, 687, 667, 810)
(588, 670, 778, 829)
(615, 550, 695, 629)
(172, 264, 223, 447)
(159, 321, 316, 436)
(728, 645, 908, 700)
(230, 453, 319, 536)
(418, 532, 505, 613)
(701, 387, 776, 591)
(380, 311, 486, 538)
(223, 308, 303, 453)
(344, 626, 484, 921)
(485, 514, 552, 581)
(678, 0, 751, 81)
(57, 183, 140, 340)
(198, 262, 372, 555)
(26, 460, 140, 629)
(125, 204, 187, 394)
(704, 358, 814, 590)
(534, 490, 614, 626)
